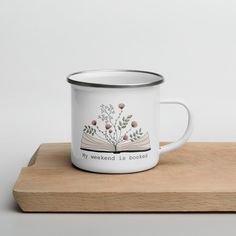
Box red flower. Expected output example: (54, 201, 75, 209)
(131, 121, 138, 128)
(91, 120, 97, 126)
(105, 123, 112, 129)
(109, 129, 112, 133)
(118, 103, 125, 109)
(123, 134, 128, 140)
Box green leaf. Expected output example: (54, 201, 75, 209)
(130, 134, 133, 138)
(118, 126, 121, 130)
(119, 121, 122, 126)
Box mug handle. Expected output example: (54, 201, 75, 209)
(159, 101, 193, 155)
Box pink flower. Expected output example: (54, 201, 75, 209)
(105, 123, 112, 129)
(118, 103, 125, 109)
(123, 134, 128, 140)
(131, 121, 138, 128)
(91, 120, 97, 126)
(109, 129, 112, 133)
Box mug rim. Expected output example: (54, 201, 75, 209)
(67, 69, 164, 88)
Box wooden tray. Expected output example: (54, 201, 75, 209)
(13, 143, 236, 212)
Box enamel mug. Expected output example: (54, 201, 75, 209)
(67, 70, 193, 173)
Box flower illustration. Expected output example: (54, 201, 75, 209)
(131, 121, 138, 128)
(118, 103, 125, 109)
(105, 123, 112, 129)
(91, 120, 97, 126)
(83, 103, 144, 152)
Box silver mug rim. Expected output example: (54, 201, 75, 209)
(67, 69, 164, 88)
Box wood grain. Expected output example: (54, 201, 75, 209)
(13, 142, 236, 212)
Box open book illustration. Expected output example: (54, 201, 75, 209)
(80, 103, 151, 153)
(81, 132, 151, 153)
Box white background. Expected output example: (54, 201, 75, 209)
(0, 0, 236, 235)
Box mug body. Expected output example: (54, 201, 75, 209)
(69, 70, 164, 173)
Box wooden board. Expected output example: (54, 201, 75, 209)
(13, 143, 236, 212)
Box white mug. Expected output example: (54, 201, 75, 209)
(67, 70, 193, 173)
